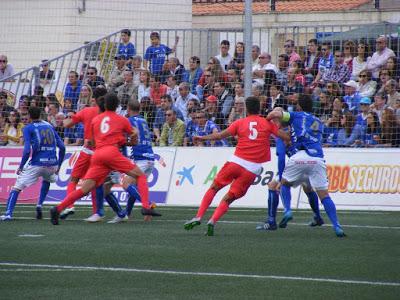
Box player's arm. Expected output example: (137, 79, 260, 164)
(63, 112, 77, 128)
(18, 127, 32, 174)
(126, 127, 139, 146)
(193, 128, 231, 142)
(171, 36, 179, 53)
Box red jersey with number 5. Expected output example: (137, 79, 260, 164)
(227, 115, 278, 163)
(91, 111, 132, 149)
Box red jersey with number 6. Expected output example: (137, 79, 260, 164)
(227, 115, 278, 163)
(91, 111, 132, 149)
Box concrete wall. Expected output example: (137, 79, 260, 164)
(0, 0, 192, 72)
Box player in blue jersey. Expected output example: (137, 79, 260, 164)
(256, 124, 324, 231)
(120, 100, 161, 220)
(267, 97, 345, 237)
(0, 107, 65, 221)
(143, 32, 179, 75)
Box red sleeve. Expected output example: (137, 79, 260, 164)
(268, 120, 279, 135)
(227, 119, 239, 136)
(71, 109, 84, 124)
(122, 117, 133, 134)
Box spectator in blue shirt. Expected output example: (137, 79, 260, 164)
(312, 42, 334, 87)
(193, 110, 227, 147)
(356, 111, 381, 147)
(355, 97, 371, 128)
(343, 80, 362, 114)
(117, 29, 136, 66)
(337, 111, 364, 146)
(64, 121, 84, 146)
(64, 71, 82, 110)
(144, 32, 179, 75)
(183, 56, 203, 95)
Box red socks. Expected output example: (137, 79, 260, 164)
(57, 189, 85, 212)
(210, 200, 230, 224)
(66, 181, 77, 209)
(137, 175, 150, 209)
(196, 188, 217, 219)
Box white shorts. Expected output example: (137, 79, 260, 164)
(282, 150, 328, 191)
(14, 164, 58, 190)
(135, 160, 155, 178)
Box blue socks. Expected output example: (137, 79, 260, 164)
(95, 186, 104, 217)
(322, 196, 339, 228)
(125, 196, 136, 217)
(105, 193, 125, 218)
(267, 190, 279, 224)
(280, 185, 291, 213)
(5, 190, 20, 217)
(125, 185, 141, 217)
(37, 181, 50, 207)
(306, 191, 321, 219)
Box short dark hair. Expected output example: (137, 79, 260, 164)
(150, 32, 160, 39)
(121, 29, 131, 36)
(87, 66, 97, 74)
(128, 100, 140, 112)
(298, 94, 313, 113)
(93, 86, 107, 100)
(245, 96, 260, 115)
(104, 93, 119, 111)
(0, 91, 7, 99)
(220, 40, 230, 47)
(161, 94, 173, 103)
(308, 38, 318, 45)
(96, 96, 105, 112)
(69, 70, 79, 78)
(278, 54, 289, 62)
(322, 41, 332, 49)
(29, 106, 41, 120)
(190, 56, 200, 65)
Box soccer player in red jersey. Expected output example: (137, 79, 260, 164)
(60, 87, 107, 220)
(50, 93, 144, 225)
(184, 96, 289, 236)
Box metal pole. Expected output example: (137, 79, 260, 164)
(244, 0, 253, 98)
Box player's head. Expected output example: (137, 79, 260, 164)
(28, 106, 41, 120)
(97, 96, 105, 112)
(245, 96, 260, 115)
(104, 93, 119, 112)
(297, 94, 313, 113)
(128, 100, 140, 115)
(93, 86, 107, 100)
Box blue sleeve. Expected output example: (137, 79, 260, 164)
(19, 126, 31, 169)
(276, 138, 286, 180)
(121, 146, 128, 157)
(165, 45, 172, 55)
(144, 47, 151, 60)
(54, 129, 66, 169)
(128, 43, 136, 57)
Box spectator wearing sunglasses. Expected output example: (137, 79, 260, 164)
(0, 54, 15, 81)
(363, 36, 395, 80)
(85, 66, 105, 89)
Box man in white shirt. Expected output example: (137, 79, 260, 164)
(0, 55, 15, 81)
(252, 52, 278, 85)
(364, 36, 395, 79)
(174, 82, 199, 120)
(215, 40, 232, 72)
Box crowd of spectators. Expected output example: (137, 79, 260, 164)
(1, 31, 399, 147)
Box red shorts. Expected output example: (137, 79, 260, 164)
(71, 151, 92, 179)
(214, 162, 257, 199)
(84, 146, 136, 185)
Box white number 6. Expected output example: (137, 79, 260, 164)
(100, 116, 110, 133)
(248, 121, 258, 140)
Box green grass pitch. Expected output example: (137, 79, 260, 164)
(0, 205, 399, 299)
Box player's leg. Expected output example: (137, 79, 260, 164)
(278, 179, 294, 228)
(302, 182, 324, 227)
(36, 165, 58, 220)
(84, 185, 106, 222)
(256, 179, 280, 231)
(102, 174, 127, 223)
(136, 160, 161, 218)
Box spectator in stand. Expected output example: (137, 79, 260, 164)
(386, 56, 400, 83)
(358, 111, 381, 147)
(193, 110, 227, 147)
(384, 79, 400, 109)
(314, 92, 333, 122)
(77, 84, 92, 110)
(343, 80, 362, 114)
(166, 74, 179, 101)
(337, 111, 364, 146)
(276, 54, 289, 87)
(364, 36, 395, 80)
(78, 63, 88, 81)
(17, 95, 29, 118)
(227, 96, 246, 126)
(117, 29, 136, 66)
(0, 91, 14, 113)
(159, 109, 185, 146)
(313, 42, 334, 87)
(226, 66, 241, 95)
(323, 110, 342, 146)
(332, 97, 346, 115)
(266, 83, 287, 113)
(183, 56, 203, 95)
(352, 41, 369, 80)
(183, 107, 200, 147)
(321, 50, 350, 86)
(371, 93, 388, 122)
(0, 109, 24, 146)
(85, 66, 105, 89)
(139, 96, 157, 132)
(251, 45, 260, 68)
(252, 84, 267, 115)
(63, 99, 74, 115)
(199, 57, 227, 86)
(47, 102, 59, 127)
(376, 68, 391, 94)
(20, 113, 29, 126)
(343, 40, 356, 73)
(166, 57, 185, 84)
(291, 59, 306, 86)
(215, 40, 232, 72)
(138, 70, 151, 102)
(153, 94, 184, 145)
(54, 112, 65, 140)
(175, 82, 199, 120)
(284, 39, 301, 66)
(117, 70, 138, 113)
(228, 42, 245, 70)
(283, 67, 304, 112)
(0, 111, 8, 144)
(356, 97, 371, 129)
(64, 71, 82, 110)
(252, 52, 278, 85)
(0, 55, 15, 81)
(64, 119, 84, 146)
(44, 93, 57, 115)
(149, 74, 168, 107)
(196, 68, 215, 102)
(108, 54, 129, 93)
(144, 32, 179, 75)
(357, 70, 376, 98)
(213, 81, 234, 118)
(203, 95, 225, 130)
(304, 39, 321, 85)
(39, 60, 55, 85)
(379, 107, 400, 147)
(132, 55, 142, 87)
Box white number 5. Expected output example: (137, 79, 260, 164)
(248, 121, 258, 140)
(100, 116, 110, 133)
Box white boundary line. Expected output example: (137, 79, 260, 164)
(0, 262, 399, 287)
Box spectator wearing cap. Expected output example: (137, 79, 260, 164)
(252, 52, 278, 86)
(343, 80, 362, 114)
(356, 97, 371, 129)
(85, 66, 105, 89)
(0, 91, 14, 113)
(284, 39, 301, 66)
(174, 82, 199, 121)
(144, 32, 179, 75)
(108, 54, 129, 92)
(364, 36, 395, 80)
(215, 40, 232, 72)
(183, 56, 203, 95)
(159, 109, 185, 146)
(64, 70, 82, 110)
(0, 55, 15, 81)
(117, 29, 136, 67)
(39, 60, 55, 85)
(203, 95, 225, 130)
